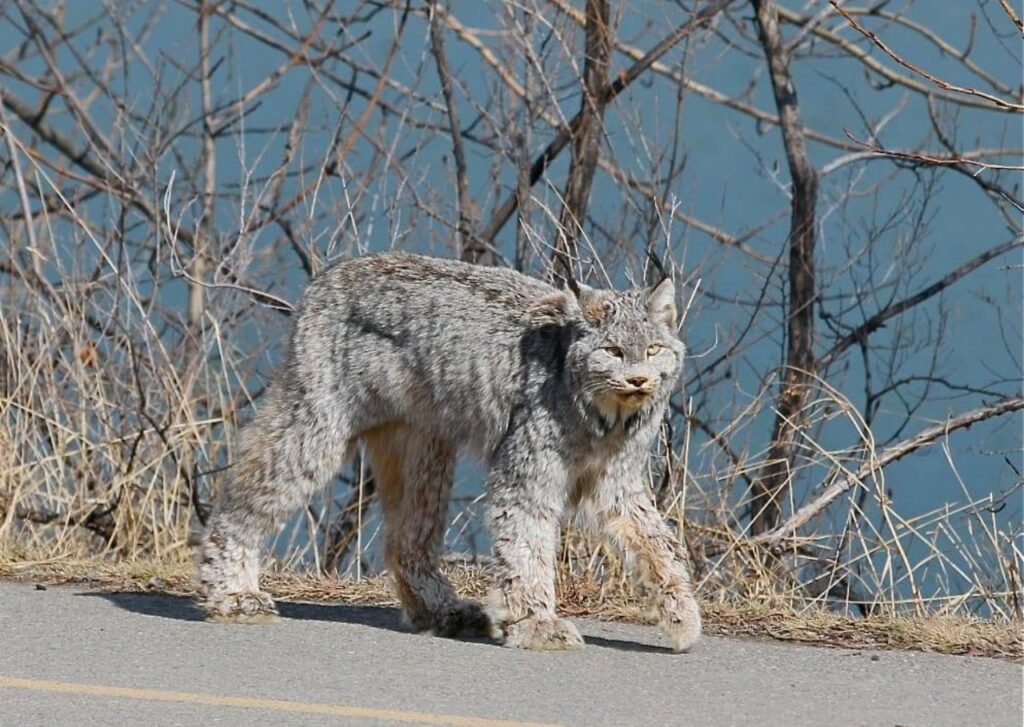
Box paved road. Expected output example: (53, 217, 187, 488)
(0, 582, 1019, 727)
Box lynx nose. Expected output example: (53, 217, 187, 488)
(626, 375, 651, 389)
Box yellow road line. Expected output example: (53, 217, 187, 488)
(0, 676, 563, 727)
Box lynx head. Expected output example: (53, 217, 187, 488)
(531, 276, 685, 434)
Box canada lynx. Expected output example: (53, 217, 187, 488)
(196, 252, 701, 652)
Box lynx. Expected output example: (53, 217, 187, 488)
(196, 252, 701, 652)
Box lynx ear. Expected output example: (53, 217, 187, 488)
(568, 281, 615, 327)
(646, 278, 677, 329)
(528, 291, 581, 326)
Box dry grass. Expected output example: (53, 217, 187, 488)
(1, 545, 1019, 662)
(5, 287, 1020, 623)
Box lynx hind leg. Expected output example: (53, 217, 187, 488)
(196, 391, 354, 623)
(363, 426, 491, 639)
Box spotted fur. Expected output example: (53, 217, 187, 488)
(196, 252, 701, 652)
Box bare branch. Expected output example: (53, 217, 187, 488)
(998, 0, 1024, 34)
(752, 395, 1024, 548)
(819, 235, 1024, 370)
(778, 4, 1021, 112)
(829, 1, 1024, 113)
(0, 91, 40, 277)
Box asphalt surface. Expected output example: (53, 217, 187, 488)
(0, 581, 1020, 727)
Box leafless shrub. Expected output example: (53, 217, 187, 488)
(1, 0, 1020, 621)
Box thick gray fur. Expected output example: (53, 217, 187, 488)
(196, 252, 702, 652)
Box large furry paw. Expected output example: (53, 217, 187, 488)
(201, 590, 279, 624)
(433, 600, 494, 639)
(504, 616, 585, 651)
(659, 595, 702, 653)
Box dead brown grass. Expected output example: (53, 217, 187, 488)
(2, 546, 1018, 662)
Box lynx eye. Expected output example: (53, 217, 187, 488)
(603, 346, 624, 359)
(646, 343, 664, 358)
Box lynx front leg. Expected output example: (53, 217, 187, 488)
(600, 486, 701, 652)
(486, 453, 583, 651)
(197, 510, 278, 623)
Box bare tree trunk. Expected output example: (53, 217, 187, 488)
(192, 0, 216, 338)
(554, 0, 612, 282)
(479, 0, 727, 249)
(514, 6, 536, 273)
(428, 1, 485, 264)
(749, 0, 819, 535)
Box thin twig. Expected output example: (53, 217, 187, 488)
(829, 1, 1024, 113)
(753, 396, 1024, 547)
